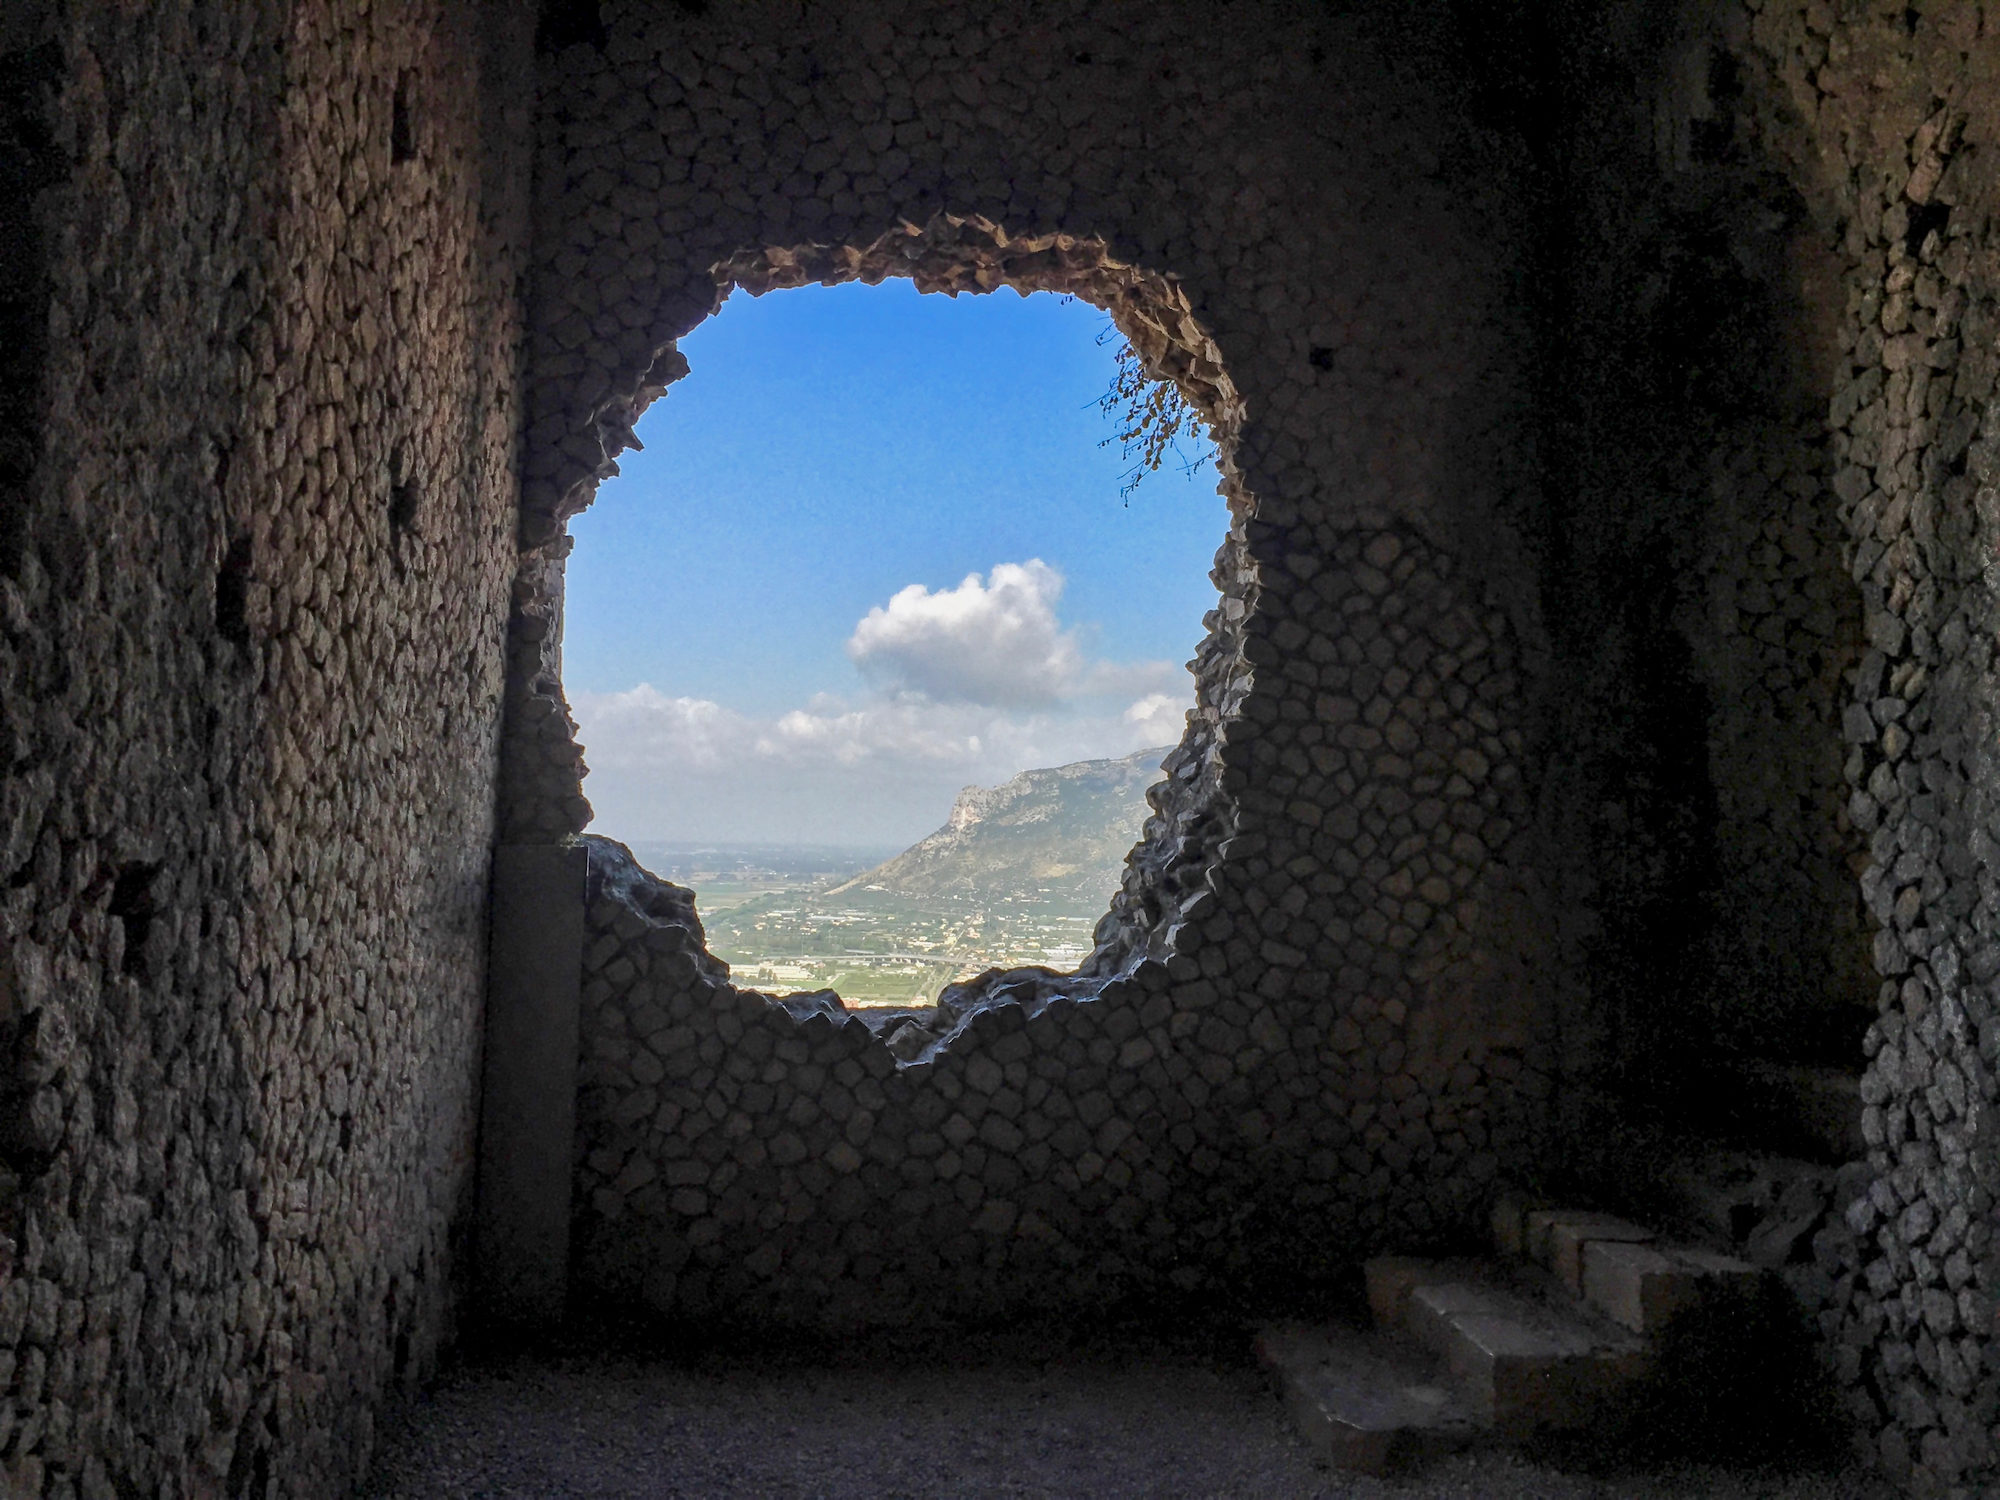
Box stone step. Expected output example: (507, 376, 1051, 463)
(1525, 1207, 1657, 1293)
(1488, 1192, 1764, 1336)
(1486, 1195, 1656, 1288)
(1399, 1275, 1650, 1439)
(1255, 1321, 1482, 1475)
(1362, 1254, 1499, 1331)
(1579, 1237, 1762, 1336)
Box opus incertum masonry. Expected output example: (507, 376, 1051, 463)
(1, 1, 1995, 1494)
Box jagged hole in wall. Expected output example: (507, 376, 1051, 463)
(560, 256, 1243, 1018)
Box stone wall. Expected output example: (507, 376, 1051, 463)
(1811, 15, 2000, 1481)
(1534, 2, 2000, 1491)
(0, 0, 1987, 1494)
(1681, 418, 1873, 1066)
(518, 0, 1557, 1326)
(529, 0, 2000, 1491)
(0, 3, 531, 1497)
(572, 523, 1543, 1327)
(0, 8, 62, 580)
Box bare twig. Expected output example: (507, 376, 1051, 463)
(1094, 323, 1215, 501)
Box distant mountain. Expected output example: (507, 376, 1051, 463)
(827, 748, 1171, 905)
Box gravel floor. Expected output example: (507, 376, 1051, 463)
(362, 1328, 1890, 1500)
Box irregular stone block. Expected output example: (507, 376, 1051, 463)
(1581, 1240, 1762, 1335)
(1525, 1209, 1655, 1292)
(1404, 1281, 1649, 1438)
(1256, 1322, 1480, 1475)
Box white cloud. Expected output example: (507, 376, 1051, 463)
(1123, 692, 1188, 745)
(570, 686, 751, 770)
(574, 688, 1064, 776)
(759, 697, 992, 766)
(846, 559, 1086, 707)
(569, 562, 1197, 844)
(573, 684, 1192, 844)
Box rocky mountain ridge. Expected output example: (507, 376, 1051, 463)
(827, 747, 1171, 904)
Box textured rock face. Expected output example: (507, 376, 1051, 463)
(828, 748, 1170, 904)
(0, 2, 531, 1497)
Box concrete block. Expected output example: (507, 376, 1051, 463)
(1578, 1240, 1678, 1333)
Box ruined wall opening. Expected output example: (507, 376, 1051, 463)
(514, 216, 1554, 1328)
(561, 268, 1228, 1014)
(506, 220, 1254, 1015)
(511, 0, 1560, 1335)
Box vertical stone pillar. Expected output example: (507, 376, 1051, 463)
(474, 841, 586, 1331)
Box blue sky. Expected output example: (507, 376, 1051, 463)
(565, 280, 1226, 846)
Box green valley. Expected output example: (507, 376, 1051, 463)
(622, 746, 1170, 1005)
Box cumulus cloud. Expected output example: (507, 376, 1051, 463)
(569, 686, 751, 770)
(846, 560, 1086, 707)
(760, 696, 993, 766)
(570, 562, 1197, 842)
(1123, 691, 1189, 746)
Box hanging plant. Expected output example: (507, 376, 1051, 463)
(1094, 322, 1215, 501)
